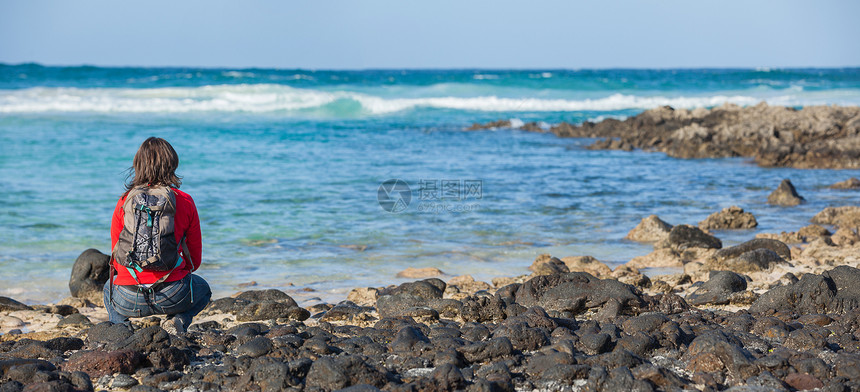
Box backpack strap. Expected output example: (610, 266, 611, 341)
(147, 234, 191, 289)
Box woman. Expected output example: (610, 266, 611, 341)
(103, 137, 211, 334)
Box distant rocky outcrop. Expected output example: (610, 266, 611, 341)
(767, 179, 805, 206)
(812, 206, 860, 229)
(468, 103, 860, 169)
(830, 177, 860, 189)
(698, 206, 757, 230)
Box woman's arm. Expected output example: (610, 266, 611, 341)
(110, 197, 125, 254)
(185, 198, 203, 271)
(176, 190, 203, 271)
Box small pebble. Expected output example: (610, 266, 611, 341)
(111, 374, 139, 388)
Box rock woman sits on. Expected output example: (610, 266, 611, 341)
(103, 137, 211, 333)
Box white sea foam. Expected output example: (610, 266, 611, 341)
(222, 71, 257, 78)
(0, 84, 857, 115)
(509, 118, 525, 128)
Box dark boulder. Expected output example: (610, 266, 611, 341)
(578, 332, 611, 355)
(376, 294, 425, 319)
(523, 352, 576, 377)
(826, 265, 860, 313)
(63, 349, 144, 377)
(147, 347, 191, 371)
(238, 357, 312, 391)
(682, 330, 757, 383)
(384, 279, 445, 299)
(734, 249, 786, 272)
(602, 366, 654, 392)
(460, 295, 508, 323)
(458, 337, 514, 364)
(686, 271, 747, 306)
(226, 322, 268, 337)
(514, 272, 644, 315)
(320, 301, 375, 323)
(376, 279, 445, 319)
(5, 341, 58, 360)
(0, 359, 56, 383)
(304, 355, 388, 390)
(667, 224, 722, 250)
(713, 238, 791, 261)
(429, 363, 466, 390)
(540, 364, 591, 382)
(616, 332, 656, 356)
(492, 322, 550, 351)
(69, 248, 110, 301)
(46, 337, 84, 352)
(57, 313, 92, 327)
(237, 301, 310, 322)
(204, 297, 249, 314)
(45, 304, 78, 316)
(204, 289, 309, 322)
(583, 349, 644, 371)
(389, 326, 431, 352)
(784, 328, 827, 352)
(85, 322, 134, 347)
(236, 289, 298, 305)
(784, 372, 825, 391)
(0, 297, 31, 312)
(427, 298, 465, 319)
(631, 363, 689, 390)
(108, 325, 170, 353)
(236, 337, 274, 358)
(750, 266, 860, 314)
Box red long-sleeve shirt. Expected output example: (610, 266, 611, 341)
(110, 188, 202, 285)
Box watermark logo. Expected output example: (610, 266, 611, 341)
(378, 178, 482, 213)
(377, 179, 412, 213)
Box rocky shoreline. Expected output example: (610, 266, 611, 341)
(5, 192, 860, 391)
(467, 103, 860, 169)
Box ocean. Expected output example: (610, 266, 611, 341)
(2, 64, 860, 305)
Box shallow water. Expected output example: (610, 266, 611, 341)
(1, 65, 859, 304)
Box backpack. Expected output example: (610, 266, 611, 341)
(112, 185, 190, 286)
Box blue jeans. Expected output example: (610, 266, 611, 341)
(103, 274, 211, 325)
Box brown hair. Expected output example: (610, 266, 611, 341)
(125, 137, 182, 195)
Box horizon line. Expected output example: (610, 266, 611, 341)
(3, 62, 860, 72)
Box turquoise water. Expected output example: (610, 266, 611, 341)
(2, 65, 860, 304)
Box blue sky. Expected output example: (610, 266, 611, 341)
(1, 0, 858, 69)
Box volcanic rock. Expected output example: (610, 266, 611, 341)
(69, 248, 111, 303)
(559, 256, 612, 277)
(830, 177, 860, 189)
(812, 206, 860, 229)
(626, 215, 673, 242)
(767, 179, 805, 206)
(698, 206, 757, 230)
(686, 271, 747, 306)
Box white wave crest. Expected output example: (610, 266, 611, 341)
(0, 84, 855, 115)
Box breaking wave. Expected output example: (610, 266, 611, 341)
(1, 84, 857, 116)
